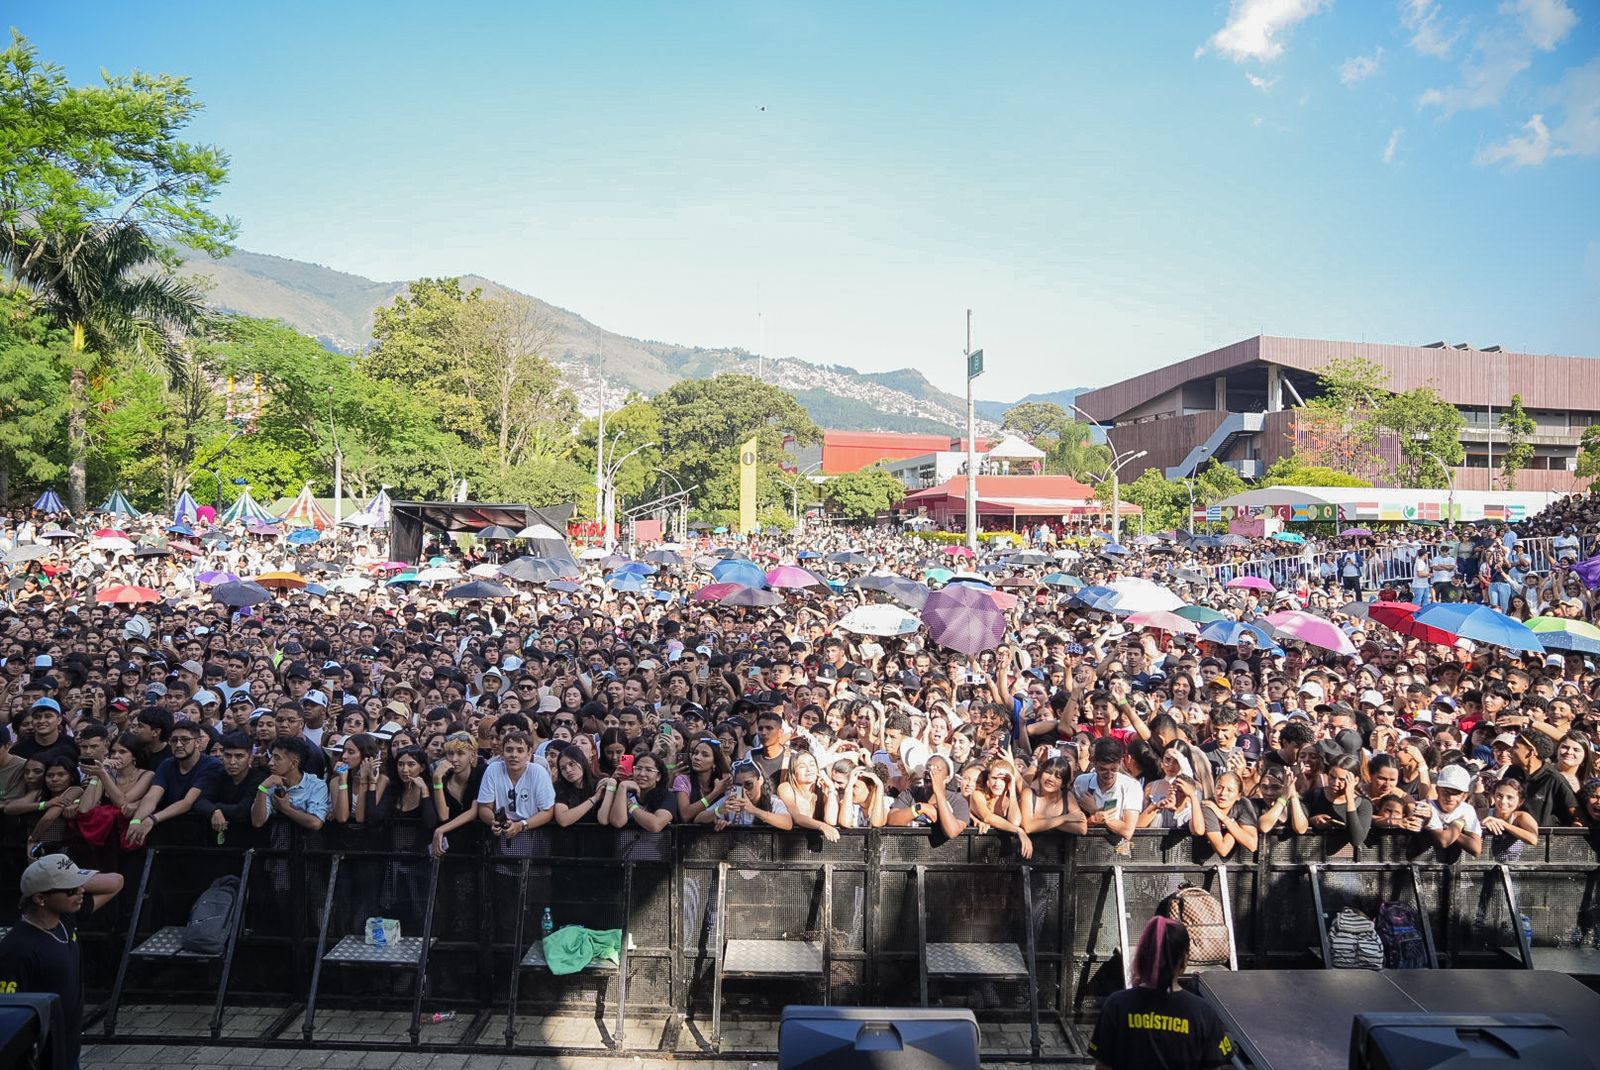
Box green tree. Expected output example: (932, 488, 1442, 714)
(1001, 401, 1072, 444)
(1194, 459, 1247, 503)
(822, 466, 905, 521)
(1260, 455, 1374, 488)
(0, 292, 68, 505)
(0, 31, 235, 280)
(1577, 426, 1600, 493)
(1498, 394, 1537, 491)
(9, 223, 207, 510)
(1298, 356, 1390, 479)
(652, 374, 820, 512)
(571, 396, 663, 515)
(1096, 468, 1186, 532)
(1045, 420, 1113, 482)
(1380, 386, 1465, 488)
(367, 278, 499, 446)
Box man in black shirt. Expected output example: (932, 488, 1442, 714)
(0, 853, 125, 1070)
(1515, 730, 1578, 827)
(194, 731, 267, 846)
(12, 697, 77, 762)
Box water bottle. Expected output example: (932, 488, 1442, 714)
(541, 906, 554, 939)
(1520, 914, 1534, 946)
(428, 1011, 456, 1024)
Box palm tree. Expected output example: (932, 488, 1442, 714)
(1047, 420, 1113, 483)
(4, 222, 206, 510)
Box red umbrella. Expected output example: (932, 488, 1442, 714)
(94, 585, 162, 605)
(93, 528, 128, 539)
(691, 582, 744, 602)
(943, 546, 976, 560)
(1368, 601, 1460, 646)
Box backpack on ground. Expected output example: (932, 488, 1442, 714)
(1375, 900, 1430, 969)
(1328, 908, 1384, 970)
(1160, 885, 1231, 966)
(181, 875, 241, 955)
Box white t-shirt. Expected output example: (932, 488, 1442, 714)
(1072, 771, 1143, 818)
(1426, 798, 1482, 835)
(476, 759, 555, 820)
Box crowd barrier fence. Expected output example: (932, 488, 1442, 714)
(20, 822, 1600, 1059)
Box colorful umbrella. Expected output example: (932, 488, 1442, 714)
(1340, 528, 1372, 538)
(287, 528, 321, 545)
(196, 570, 239, 586)
(1367, 601, 1460, 646)
(1198, 620, 1280, 649)
(1042, 572, 1085, 588)
(691, 582, 744, 602)
(1225, 576, 1274, 592)
(837, 604, 922, 637)
(766, 565, 824, 589)
(1263, 610, 1357, 656)
(1525, 617, 1600, 655)
(923, 567, 955, 585)
(1412, 603, 1544, 653)
(613, 561, 659, 577)
(1271, 531, 1306, 545)
(1125, 609, 1200, 635)
(94, 585, 163, 605)
(253, 571, 309, 590)
(32, 489, 63, 513)
(942, 545, 975, 560)
(921, 584, 1008, 656)
(608, 573, 651, 592)
(1174, 605, 1230, 624)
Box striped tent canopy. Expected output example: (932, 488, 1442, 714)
(172, 489, 199, 524)
(218, 486, 277, 526)
(33, 489, 64, 513)
(97, 489, 143, 518)
(280, 485, 334, 530)
(364, 487, 393, 525)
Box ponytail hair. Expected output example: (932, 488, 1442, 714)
(1131, 915, 1190, 992)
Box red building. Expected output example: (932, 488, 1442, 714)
(818, 431, 991, 476)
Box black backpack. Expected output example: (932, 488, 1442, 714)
(1375, 900, 1429, 969)
(181, 875, 241, 955)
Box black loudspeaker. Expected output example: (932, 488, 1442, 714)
(1351, 1013, 1591, 1070)
(779, 1006, 980, 1070)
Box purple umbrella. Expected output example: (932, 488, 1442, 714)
(1572, 553, 1600, 590)
(197, 570, 239, 586)
(766, 565, 824, 589)
(921, 584, 1007, 656)
(1340, 527, 1372, 537)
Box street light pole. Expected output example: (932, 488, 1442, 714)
(1420, 447, 1458, 527)
(964, 310, 979, 552)
(602, 441, 657, 551)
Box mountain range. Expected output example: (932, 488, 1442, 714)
(178, 247, 1086, 434)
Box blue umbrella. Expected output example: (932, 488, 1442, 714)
(1074, 585, 1118, 611)
(548, 580, 581, 593)
(386, 573, 421, 587)
(33, 489, 63, 513)
(304, 583, 329, 597)
(613, 561, 658, 577)
(1100, 543, 1129, 557)
(1412, 603, 1545, 653)
(1042, 572, 1084, 588)
(1272, 531, 1306, 545)
(797, 550, 822, 560)
(711, 559, 767, 588)
(287, 528, 321, 546)
(166, 522, 196, 537)
(608, 573, 651, 592)
(653, 590, 675, 602)
(1198, 620, 1282, 651)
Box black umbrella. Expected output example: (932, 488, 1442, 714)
(720, 586, 781, 607)
(478, 525, 519, 540)
(826, 551, 871, 566)
(213, 581, 272, 608)
(445, 580, 516, 600)
(501, 557, 564, 583)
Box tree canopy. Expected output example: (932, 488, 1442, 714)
(823, 465, 905, 522)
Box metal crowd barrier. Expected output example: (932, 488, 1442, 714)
(5, 823, 1591, 1059)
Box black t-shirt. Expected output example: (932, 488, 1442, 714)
(1089, 985, 1232, 1069)
(0, 915, 82, 1067)
(11, 733, 79, 763)
(748, 746, 792, 788)
(1521, 765, 1578, 827)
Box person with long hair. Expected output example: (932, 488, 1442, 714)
(1089, 916, 1233, 1069)
(778, 749, 840, 841)
(676, 736, 732, 824)
(1023, 757, 1089, 836)
(1554, 732, 1594, 793)
(429, 731, 486, 857)
(970, 755, 1033, 858)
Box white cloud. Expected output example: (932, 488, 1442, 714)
(1383, 127, 1404, 163)
(1551, 55, 1600, 158)
(1201, 0, 1332, 63)
(1420, 0, 1577, 114)
(1508, 0, 1579, 51)
(1246, 72, 1279, 92)
(1401, 0, 1461, 58)
(1475, 113, 1553, 167)
(1340, 48, 1384, 85)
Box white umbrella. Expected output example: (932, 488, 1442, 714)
(340, 512, 375, 527)
(837, 604, 922, 637)
(90, 536, 135, 552)
(467, 562, 503, 578)
(415, 566, 462, 583)
(1100, 577, 1186, 614)
(325, 577, 373, 593)
(578, 546, 609, 560)
(1053, 547, 1081, 560)
(516, 523, 564, 540)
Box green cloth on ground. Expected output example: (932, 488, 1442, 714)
(542, 925, 623, 975)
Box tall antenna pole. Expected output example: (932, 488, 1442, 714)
(965, 309, 978, 551)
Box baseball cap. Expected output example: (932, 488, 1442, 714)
(1435, 765, 1472, 793)
(1547, 653, 1566, 670)
(180, 660, 204, 677)
(30, 697, 61, 714)
(1359, 689, 1384, 708)
(1298, 681, 1325, 702)
(20, 853, 97, 902)
(302, 690, 328, 707)
(194, 689, 219, 707)
(1492, 733, 1518, 749)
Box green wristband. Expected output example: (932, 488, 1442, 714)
(129, 818, 143, 826)
(258, 785, 271, 794)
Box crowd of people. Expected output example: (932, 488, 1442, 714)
(1, 497, 1599, 887)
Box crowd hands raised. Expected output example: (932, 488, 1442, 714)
(2, 500, 1600, 873)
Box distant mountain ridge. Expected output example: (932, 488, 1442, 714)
(179, 247, 1032, 432)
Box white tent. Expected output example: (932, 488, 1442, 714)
(985, 434, 1046, 462)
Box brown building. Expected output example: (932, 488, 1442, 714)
(1073, 335, 1599, 493)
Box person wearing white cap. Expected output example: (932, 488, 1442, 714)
(0, 853, 124, 1069)
(1426, 764, 1483, 857)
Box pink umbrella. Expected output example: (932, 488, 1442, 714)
(766, 565, 824, 589)
(691, 582, 744, 602)
(1225, 576, 1274, 592)
(922, 584, 1007, 656)
(1264, 610, 1357, 656)
(1125, 610, 1200, 635)
(943, 545, 975, 559)
(986, 589, 1020, 611)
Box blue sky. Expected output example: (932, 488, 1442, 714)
(15, 1, 1600, 400)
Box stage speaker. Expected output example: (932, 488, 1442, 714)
(0, 1004, 45, 1070)
(779, 1006, 979, 1070)
(1351, 1013, 1590, 1070)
